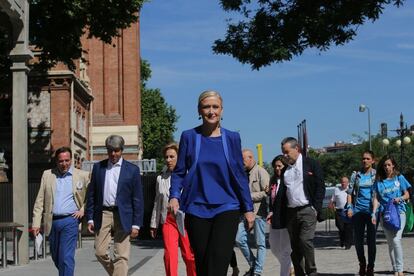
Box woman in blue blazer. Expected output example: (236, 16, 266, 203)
(169, 90, 254, 276)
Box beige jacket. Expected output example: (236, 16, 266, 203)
(150, 171, 171, 228)
(247, 163, 270, 217)
(32, 167, 90, 236)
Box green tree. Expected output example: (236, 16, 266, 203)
(214, 0, 404, 70)
(0, 0, 145, 71)
(30, 0, 145, 70)
(141, 59, 178, 171)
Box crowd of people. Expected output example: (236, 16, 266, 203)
(31, 90, 413, 276)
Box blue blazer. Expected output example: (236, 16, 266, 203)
(169, 126, 253, 213)
(86, 159, 144, 233)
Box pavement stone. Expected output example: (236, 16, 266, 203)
(2, 220, 414, 275)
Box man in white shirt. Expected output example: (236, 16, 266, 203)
(329, 176, 353, 249)
(86, 135, 144, 276)
(281, 137, 325, 276)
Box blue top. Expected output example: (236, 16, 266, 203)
(373, 175, 411, 213)
(348, 169, 376, 214)
(186, 136, 240, 218)
(170, 126, 253, 217)
(53, 166, 78, 216)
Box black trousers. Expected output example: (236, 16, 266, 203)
(287, 206, 317, 276)
(185, 210, 240, 276)
(335, 209, 353, 247)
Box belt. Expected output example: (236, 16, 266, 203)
(52, 214, 72, 220)
(103, 206, 118, 212)
(288, 204, 311, 211)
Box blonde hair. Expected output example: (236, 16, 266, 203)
(198, 90, 223, 108)
(162, 142, 178, 157)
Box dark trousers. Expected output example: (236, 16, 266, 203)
(335, 210, 353, 247)
(353, 212, 377, 269)
(230, 249, 238, 268)
(185, 210, 240, 276)
(49, 216, 79, 276)
(287, 206, 317, 276)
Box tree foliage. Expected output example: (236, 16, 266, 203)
(141, 60, 178, 170)
(214, 0, 404, 70)
(29, 0, 144, 70)
(309, 134, 414, 185)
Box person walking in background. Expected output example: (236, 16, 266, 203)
(235, 149, 269, 276)
(266, 155, 293, 276)
(32, 147, 90, 276)
(86, 135, 144, 276)
(329, 176, 353, 249)
(168, 90, 254, 276)
(347, 150, 377, 276)
(150, 143, 196, 276)
(280, 137, 325, 276)
(372, 155, 411, 276)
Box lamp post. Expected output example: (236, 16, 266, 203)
(382, 113, 412, 173)
(359, 104, 371, 150)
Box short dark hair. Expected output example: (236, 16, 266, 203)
(54, 147, 72, 160)
(281, 137, 299, 149)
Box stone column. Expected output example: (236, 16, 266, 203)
(10, 52, 32, 265)
(7, 0, 33, 265)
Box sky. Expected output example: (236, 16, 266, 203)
(140, 1, 414, 163)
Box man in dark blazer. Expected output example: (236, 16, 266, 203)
(280, 137, 325, 276)
(86, 135, 144, 276)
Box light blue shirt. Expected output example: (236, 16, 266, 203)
(104, 158, 123, 207)
(374, 175, 411, 213)
(53, 166, 78, 216)
(348, 169, 376, 214)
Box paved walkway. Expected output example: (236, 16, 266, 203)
(2, 221, 414, 275)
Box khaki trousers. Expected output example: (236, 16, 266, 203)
(95, 210, 130, 276)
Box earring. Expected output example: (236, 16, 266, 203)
(198, 115, 201, 120)
(221, 117, 223, 121)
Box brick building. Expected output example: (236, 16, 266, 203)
(0, 21, 142, 182)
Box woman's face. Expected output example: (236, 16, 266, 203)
(362, 153, 374, 170)
(164, 148, 177, 171)
(383, 159, 395, 177)
(198, 96, 223, 126)
(273, 160, 285, 177)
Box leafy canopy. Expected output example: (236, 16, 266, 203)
(141, 59, 179, 171)
(214, 0, 404, 70)
(29, 0, 145, 70)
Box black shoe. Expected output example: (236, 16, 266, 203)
(366, 267, 374, 276)
(243, 268, 253, 276)
(345, 245, 352, 250)
(359, 263, 366, 276)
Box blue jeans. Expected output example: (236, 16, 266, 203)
(381, 213, 406, 272)
(353, 212, 377, 269)
(49, 216, 79, 276)
(235, 217, 266, 274)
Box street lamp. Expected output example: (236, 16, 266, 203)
(359, 104, 371, 150)
(382, 113, 412, 173)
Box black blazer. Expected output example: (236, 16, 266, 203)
(269, 177, 288, 229)
(277, 156, 325, 222)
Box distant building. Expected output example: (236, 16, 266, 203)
(324, 141, 355, 154)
